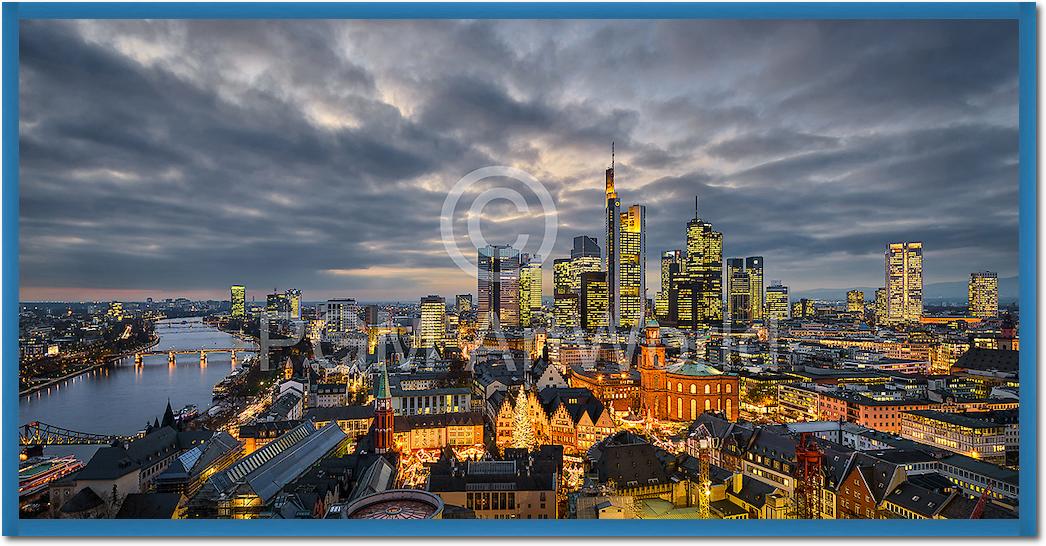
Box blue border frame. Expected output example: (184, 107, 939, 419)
(1, 2, 1036, 537)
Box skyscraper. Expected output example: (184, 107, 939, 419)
(266, 292, 290, 321)
(885, 242, 923, 324)
(285, 288, 302, 320)
(580, 271, 609, 331)
(847, 290, 865, 315)
(326, 298, 360, 333)
(553, 258, 577, 328)
(230, 285, 246, 318)
(672, 197, 723, 329)
(745, 256, 764, 322)
(604, 146, 621, 326)
(618, 204, 647, 328)
(874, 288, 888, 325)
(418, 295, 447, 348)
(727, 258, 750, 323)
(519, 255, 543, 328)
(656, 250, 682, 320)
(571, 235, 599, 259)
(478, 244, 521, 330)
(765, 281, 789, 322)
(968, 271, 999, 318)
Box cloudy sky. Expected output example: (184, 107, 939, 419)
(19, 19, 1019, 302)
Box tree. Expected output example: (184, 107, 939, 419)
(512, 387, 535, 450)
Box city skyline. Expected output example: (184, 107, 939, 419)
(19, 19, 1019, 302)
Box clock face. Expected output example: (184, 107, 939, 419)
(349, 500, 437, 520)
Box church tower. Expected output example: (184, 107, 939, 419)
(638, 319, 667, 420)
(373, 362, 395, 454)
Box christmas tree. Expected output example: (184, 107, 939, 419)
(512, 386, 534, 450)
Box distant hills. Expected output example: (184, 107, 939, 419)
(792, 275, 1019, 303)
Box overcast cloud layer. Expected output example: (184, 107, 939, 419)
(19, 19, 1019, 302)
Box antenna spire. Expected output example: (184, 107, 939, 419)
(611, 141, 615, 169)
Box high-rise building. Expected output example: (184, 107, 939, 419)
(326, 298, 360, 333)
(792, 298, 815, 319)
(618, 204, 646, 328)
(418, 295, 447, 348)
(968, 271, 999, 318)
(672, 197, 723, 329)
(478, 245, 521, 330)
(847, 290, 865, 315)
(745, 256, 764, 322)
(726, 257, 764, 324)
(604, 147, 621, 327)
(554, 237, 602, 329)
(553, 258, 577, 329)
(230, 285, 246, 318)
(885, 242, 923, 324)
(455, 294, 473, 315)
(266, 292, 290, 321)
(656, 250, 682, 320)
(765, 281, 789, 322)
(571, 235, 599, 259)
(727, 258, 750, 323)
(874, 288, 888, 325)
(519, 255, 543, 328)
(285, 289, 302, 320)
(580, 271, 609, 331)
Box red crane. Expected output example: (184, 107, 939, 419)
(794, 432, 824, 520)
(969, 486, 993, 519)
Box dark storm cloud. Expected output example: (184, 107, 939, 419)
(18, 19, 1018, 301)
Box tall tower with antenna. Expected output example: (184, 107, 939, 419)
(605, 142, 620, 328)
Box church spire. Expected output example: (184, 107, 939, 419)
(161, 399, 175, 428)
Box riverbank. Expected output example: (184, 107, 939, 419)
(19, 334, 160, 398)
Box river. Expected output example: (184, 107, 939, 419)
(19, 317, 256, 461)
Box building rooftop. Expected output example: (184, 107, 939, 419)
(903, 409, 1007, 430)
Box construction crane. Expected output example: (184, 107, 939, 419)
(969, 486, 993, 519)
(689, 424, 715, 519)
(794, 431, 824, 520)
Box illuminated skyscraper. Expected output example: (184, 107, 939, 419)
(580, 271, 609, 331)
(478, 244, 520, 330)
(604, 146, 621, 326)
(285, 288, 302, 320)
(885, 242, 923, 324)
(554, 238, 602, 328)
(745, 256, 764, 322)
(230, 285, 246, 318)
(266, 292, 290, 321)
(553, 258, 577, 328)
(455, 294, 473, 314)
(765, 281, 789, 322)
(656, 250, 682, 320)
(326, 298, 360, 333)
(618, 205, 647, 328)
(792, 298, 815, 319)
(418, 295, 447, 348)
(519, 255, 543, 328)
(727, 258, 750, 323)
(672, 197, 723, 329)
(968, 271, 999, 318)
(874, 288, 887, 325)
(847, 290, 865, 316)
